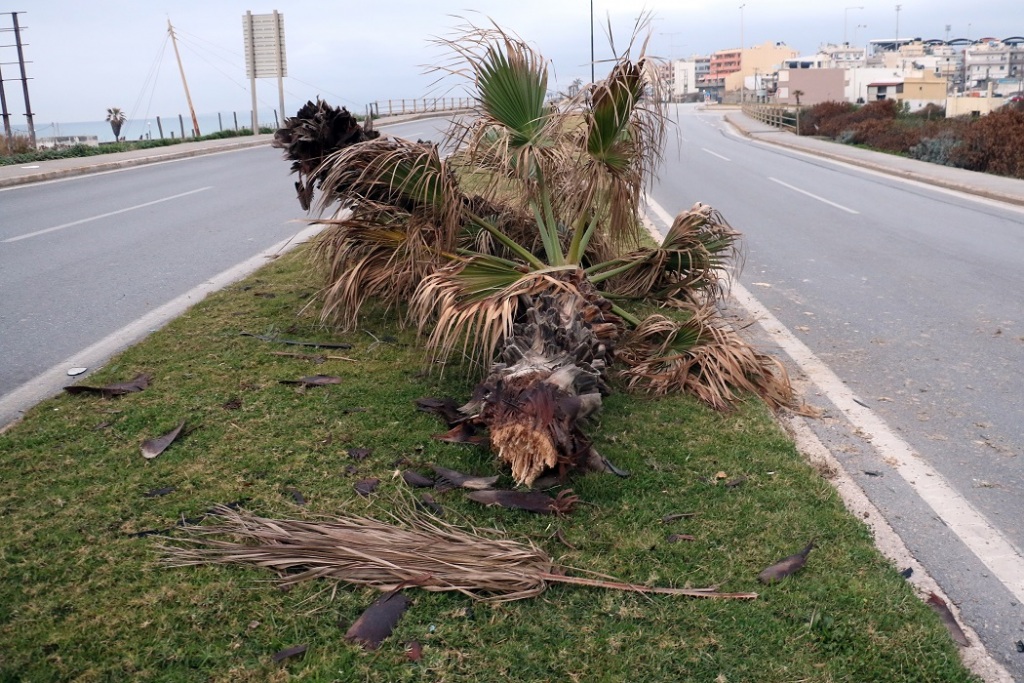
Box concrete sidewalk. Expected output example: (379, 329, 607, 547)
(0, 134, 277, 189)
(720, 109, 1024, 208)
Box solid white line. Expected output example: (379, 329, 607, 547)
(3, 186, 213, 242)
(0, 222, 325, 430)
(701, 147, 730, 161)
(643, 192, 1024, 605)
(768, 176, 859, 214)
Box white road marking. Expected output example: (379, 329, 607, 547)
(701, 147, 730, 161)
(643, 191, 1024, 605)
(768, 176, 859, 214)
(3, 187, 213, 243)
(0, 222, 325, 430)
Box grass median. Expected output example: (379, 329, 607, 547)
(0, 246, 978, 682)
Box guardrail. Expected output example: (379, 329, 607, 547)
(366, 98, 474, 119)
(741, 103, 801, 135)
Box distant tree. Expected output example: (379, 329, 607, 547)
(793, 90, 804, 106)
(106, 107, 127, 140)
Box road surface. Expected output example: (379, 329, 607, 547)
(0, 117, 451, 425)
(649, 104, 1024, 677)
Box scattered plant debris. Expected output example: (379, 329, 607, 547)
(141, 421, 187, 460)
(279, 375, 342, 387)
(222, 397, 242, 410)
(899, 567, 913, 579)
(661, 513, 698, 524)
(343, 590, 410, 650)
(431, 465, 497, 491)
(406, 640, 423, 662)
(143, 487, 176, 498)
(466, 489, 579, 516)
(415, 397, 464, 426)
(348, 447, 372, 461)
(433, 422, 487, 446)
(64, 373, 151, 398)
(402, 470, 434, 488)
(355, 479, 380, 496)
(271, 644, 308, 663)
(725, 476, 748, 488)
(286, 488, 307, 505)
(416, 494, 444, 516)
(926, 593, 970, 646)
(757, 540, 815, 584)
(554, 528, 576, 550)
(163, 505, 757, 600)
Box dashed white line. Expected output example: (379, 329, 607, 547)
(701, 147, 731, 161)
(643, 191, 1024, 605)
(768, 177, 859, 214)
(3, 186, 213, 243)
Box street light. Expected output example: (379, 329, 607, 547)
(854, 24, 867, 46)
(739, 4, 746, 104)
(844, 6, 863, 45)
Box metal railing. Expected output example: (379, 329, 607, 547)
(741, 103, 802, 135)
(366, 98, 474, 119)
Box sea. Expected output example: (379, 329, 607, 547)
(8, 108, 282, 144)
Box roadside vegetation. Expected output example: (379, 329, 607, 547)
(0, 247, 978, 682)
(0, 18, 983, 682)
(798, 98, 1024, 178)
(0, 126, 276, 166)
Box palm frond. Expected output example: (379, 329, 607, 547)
(595, 202, 741, 302)
(411, 265, 582, 369)
(163, 505, 758, 601)
(617, 307, 797, 411)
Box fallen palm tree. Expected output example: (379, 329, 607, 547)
(162, 505, 757, 602)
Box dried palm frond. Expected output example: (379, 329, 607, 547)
(411, 264, 582, 369)
(272, 99, 380, 210)
(617, 307, 797, 412)
(161, 505, 757, 602)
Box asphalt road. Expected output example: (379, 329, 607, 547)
(0, 117, 452, 423)
(649, 104, 1024, 677)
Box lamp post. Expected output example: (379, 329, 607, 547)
(895, 4, 902, 42)
(844, 6, 863, 45)
(739, 4, 746, 104)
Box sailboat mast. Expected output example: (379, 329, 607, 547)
(167, 19, 201, 137)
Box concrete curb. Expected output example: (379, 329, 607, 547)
(723, 113, 1024, 209)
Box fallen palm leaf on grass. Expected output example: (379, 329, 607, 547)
(344, 590, 410, 650)
(141, 421, 187, 459)
(757, 540, 815, 584)
(161, 505, 757, 601)
(64, 372, 151, 398)
(279, 375, 343, 387)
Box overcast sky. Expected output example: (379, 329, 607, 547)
(4, 1, 1020, 124)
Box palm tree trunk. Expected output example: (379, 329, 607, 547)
(459, 271, 623, 487)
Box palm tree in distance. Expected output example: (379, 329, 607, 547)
(106, 107, 127, 140)
(274, 18, 800, 487)
(793, 90, 804, 107)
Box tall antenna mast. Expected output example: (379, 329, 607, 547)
(167, 18, 201, 137)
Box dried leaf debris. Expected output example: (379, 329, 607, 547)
(163, 506, 756, 601)
(757, 540, 815, 584)
(64, 372, 151, 398)
(141, 421, 186, 460)
(343, 590, 410, 650)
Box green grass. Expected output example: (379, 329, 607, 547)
(0, 248, 978, 682)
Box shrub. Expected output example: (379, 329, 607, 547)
(950, 107, 1024, 178)
(0, 134, 34, 156)
(799, 100, 854, 136)
(909, 134, 961, 165)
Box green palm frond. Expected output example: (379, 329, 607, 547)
(592, 203, 741, 301)
(617, 308, 796, 411)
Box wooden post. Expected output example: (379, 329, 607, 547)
(218, 112, 223, 131)
(168, 19, 200, 137)
(156, 116, 164, 139)
(178, 114, 185, 139)
(233, 111, 238, 130)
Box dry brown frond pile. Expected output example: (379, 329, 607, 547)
(162, 506, 757, 602)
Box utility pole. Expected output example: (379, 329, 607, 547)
(167, 19, 200, 137)
(590, 0, 595, 84)
(1, 12, 35, 147)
